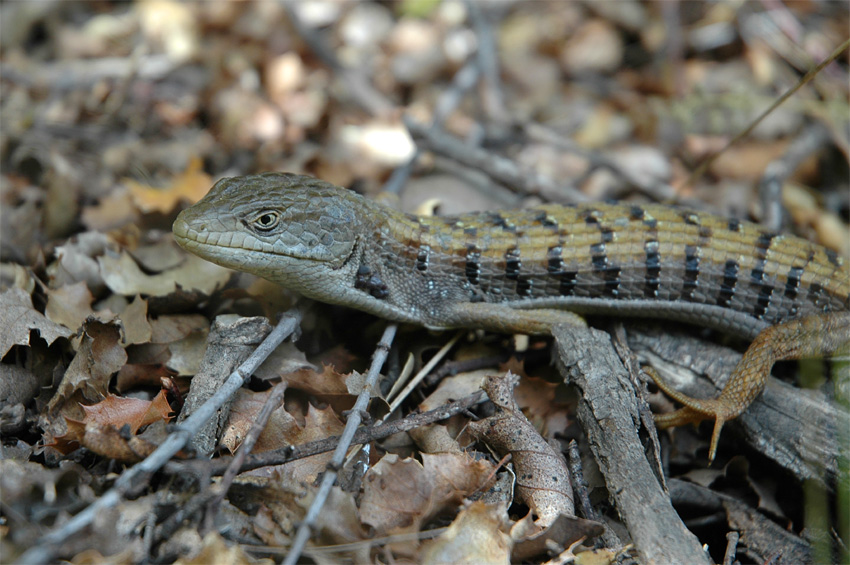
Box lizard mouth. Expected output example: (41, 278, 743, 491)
(172, 216, 283, 258)
(173, 222, 307, 260)
(172, 214, 355, 266)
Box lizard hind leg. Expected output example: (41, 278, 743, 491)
(649, 312, 850, 463)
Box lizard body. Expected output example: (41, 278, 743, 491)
(173, 172, 850, 459)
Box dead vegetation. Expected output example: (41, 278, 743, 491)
(1, 2, 848, 564)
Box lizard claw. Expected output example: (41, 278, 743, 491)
(645, 366, 730, 463)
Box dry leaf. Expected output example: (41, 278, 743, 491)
(173, 532, 273, 565)
(360, 454, 434, 535)
(81, 391, 173, 433)
(419, 369, 488, 412)
(56, 418, 157, 461)
(0, 364, 40, 406)
(130, 240, 187, 272)
(81, 189, 139, 232)
(45, 281, 97, 331)
(126, 156, 212, 214)
(115, 364, 179, 391)
(53, 390, 173, 459)
(162, 329, 209, 376)
(510, 512, 606, 561)
(45, 320, 127, 422)
(149, 314, 209, 343)
(48, 231, 115, 293)
(266, 364, 357, 415)
(99, 250, 232, 296)
(1, 287, 73, 357)
(514, 376, 567, 441)
(421, 501, 512, 565)
(468, 372, 575, 526)
(360, 452, 494, 536)
(118, 295, 152, 345)
(223, 395, 344, 483)
(252, 343, 317, 381)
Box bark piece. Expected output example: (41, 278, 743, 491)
(178, 316, 273, 456)
(553, 324, 710, 565)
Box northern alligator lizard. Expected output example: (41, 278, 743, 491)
(173, 172, 850, 460)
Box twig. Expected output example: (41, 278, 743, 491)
(758, 121, 829, 231)
(165, 390, 487, 477)
(405, 116, 589, 203)
(424, 352, 508, 387)
(0, 56, 177, 90)
(283, 4, 393, 117)
(465, 0, 507, 122)
(254, 527, 447, 559)
(723, 531, 740, 565)
(386, 331, 463, 414)
(204, 381, 288, 531)
(18, 311, 302, 565)
(282, 324, 398, 565)
(685, 37, 850, 189)
(567, 440, 596, 521)
(384, 59, 481, 195)
(523, 123, 676, 201)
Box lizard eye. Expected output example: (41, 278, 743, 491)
(252, 211, 280, 231)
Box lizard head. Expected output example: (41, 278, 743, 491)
(173, 173, 364, 283)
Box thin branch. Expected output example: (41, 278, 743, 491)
(383, 59, 481, 195)
(405, 116, 589, 203)
(387, 331, 463, 414)
(204, 381, 288, 530)
(165, 390, 487, 477)
(18, 311, 302, 565)
(465, 0, 507, 122)
(283, 324, 398, 565)
(523, 123, 677, 202)
(283, 4, 393, 117)
(758, 121, 830, 231)
(685, 37, 850, 189)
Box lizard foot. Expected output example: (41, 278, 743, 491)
(645, 366, 735, 464)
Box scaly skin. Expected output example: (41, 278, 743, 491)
(173, 172, 850, 460)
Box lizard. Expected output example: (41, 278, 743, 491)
(172, 172, 850, 461)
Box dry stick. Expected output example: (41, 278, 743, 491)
(0, 56, 177, 90)
(425, 352, 508, 387)
(282, 324, 398, 565)
(567, 440, 596, 522)
(282, 4, 392, 117)
(204, 381, 288, 531)
(685, 37, 850, 189)
(465, 0, 507, 122)
(166, 390, 487, 477)
(258, 527, 448, 559)
(405, 116, 589, 204)
(386, 331, 463, 414)
(383, 59, 481, 195)
(723, 531, 740, 565)
(523, 123, 676, 202)
(758, 121, 830, 232)
(18, 311, 302, 565)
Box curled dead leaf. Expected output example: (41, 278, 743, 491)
(468, 372, 575, 526)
